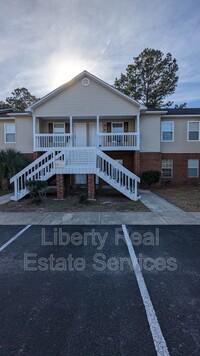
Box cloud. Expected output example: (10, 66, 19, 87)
(0, 0, 199, 106)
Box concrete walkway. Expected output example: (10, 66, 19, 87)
(0, 193, 13, 205)
(0, 191, 199, 225)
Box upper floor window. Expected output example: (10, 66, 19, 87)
(161, 122, 174, 142)
(4, 123, 16, 143)
(188, 159, 199, 178)
(188, 121, 200, 141)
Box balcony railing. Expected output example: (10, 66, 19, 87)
(35, 134, 71, 150)
(97, 132, 138, 150)
(34, 132, 138, 151)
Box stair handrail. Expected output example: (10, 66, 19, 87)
(95, 148, 140, 182)
(10, 150, 55, 183)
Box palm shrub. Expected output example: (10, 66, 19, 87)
(0, 149, 27, 190)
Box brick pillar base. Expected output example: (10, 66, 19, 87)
(87, 174, 95, 200)
(134, 151, 140, 176)
(56, 174, 65, 199)
(33, 152, 39, 160)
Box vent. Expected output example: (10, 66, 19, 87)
(82, 77, 90, 87)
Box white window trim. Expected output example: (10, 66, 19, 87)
(187, 159, 199, 178)
(187, 121, 200, 142)
(4, 123, 16, 143)
(161, 159, 173, 178)
(161, 121, 174, 142)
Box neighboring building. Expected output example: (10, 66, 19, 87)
(0, 71, 199, 201)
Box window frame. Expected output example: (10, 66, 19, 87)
(161, 159, 173, 178)
(187, 121, 200, 141)
(187, 159, 199, 178)
(161, 121, 174, 142)
(4, 123, 16, 143)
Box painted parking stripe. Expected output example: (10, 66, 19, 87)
(0, 225, 31, 252)
(122, 224, 170, 356)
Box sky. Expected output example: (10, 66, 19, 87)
(0, 0, 200, 107)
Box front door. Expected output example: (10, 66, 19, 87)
(74, 123, 87, 147)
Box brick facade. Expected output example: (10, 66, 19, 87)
(161, 153, 200, 185)
(87, 174, 95, 199)
(56, 174, 65, 199)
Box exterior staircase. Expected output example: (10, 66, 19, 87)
(10, 148, 140, 201)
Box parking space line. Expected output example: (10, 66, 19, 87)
(0, 225, 31, 252)
(122, 224, 170, 356)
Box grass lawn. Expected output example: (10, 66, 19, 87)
(151, 186, 200, 212)
(0, 188, 149, 212)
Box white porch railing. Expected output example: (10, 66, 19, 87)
(35, 134, 71, 150)
(97, 132, 138, 150)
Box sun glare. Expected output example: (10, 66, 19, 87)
(50, 57, 90, 89)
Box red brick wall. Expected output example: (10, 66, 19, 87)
(140, 152, 162, 173)
(161, 153, 200, 185)
(56, 174, 65, 199)
(88, 174, 95, 199)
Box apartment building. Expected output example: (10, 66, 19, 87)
(0, 71, 199, 201)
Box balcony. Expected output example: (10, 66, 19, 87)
(35, 134, 72, 150)
(34, 132, 138, 151)
(97, 132, 138, 150)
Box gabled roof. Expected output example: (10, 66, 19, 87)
(26, 70, 147, 111)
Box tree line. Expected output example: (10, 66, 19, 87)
(0, 48, 186, 111)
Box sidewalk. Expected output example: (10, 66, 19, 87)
(0, 191, 199, 225)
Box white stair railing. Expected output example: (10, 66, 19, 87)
(10, 150, 63, 201)
(10, 147, 140, 201)
(95, 148, 140, 201)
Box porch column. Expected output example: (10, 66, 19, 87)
(56, 174, 65, 199)
(69, 115, 73, 146)
(96, 115, 99, 147)
(87, 174, 95, 200)
(136, 114, 140, 150)
(33, 114, 36, 150)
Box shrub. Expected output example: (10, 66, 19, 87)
(79, 194, 87, 204)
(0, 149, 27, 191)
(142, 170, 161, 187)
(26, 180, 48, 203)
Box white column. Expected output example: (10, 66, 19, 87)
(136, 114, 140, 150)
(33, 114, 36, 151)
(70, 115, 73, 146)
(96, 115, 99, 147)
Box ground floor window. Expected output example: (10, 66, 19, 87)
(161, 159, 173, 178)
(188, 159, 199, 178)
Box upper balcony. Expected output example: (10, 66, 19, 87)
(33, 116, 140, 151)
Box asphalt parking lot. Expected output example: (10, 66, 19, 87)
(0, 225, 200, 356)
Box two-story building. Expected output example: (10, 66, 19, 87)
(0, 71, 199, 201)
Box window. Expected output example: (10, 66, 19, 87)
(162, 159, 173, 178)
(188, 159, 199, 178)
(161, 122, 174, 141)
(53, 123, 65, 143)
(4, 123, 16, 143)
(188, 122, 200, 141)
(112, 122, 123, 143)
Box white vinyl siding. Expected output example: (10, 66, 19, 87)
(188, 159, 199, 177)
(161, 159, 173, 178)
(161, 122, 174, 142)
(4, 123, 16, 143)
(188, 121, 200, 141)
